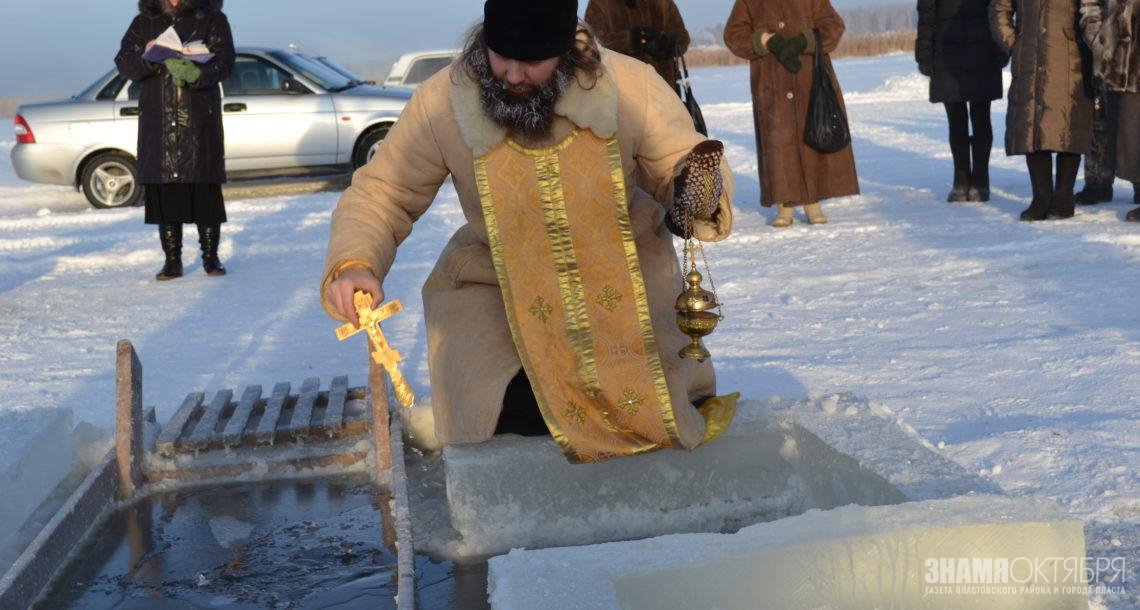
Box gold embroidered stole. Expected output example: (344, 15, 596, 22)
(475, 129, 685, 463)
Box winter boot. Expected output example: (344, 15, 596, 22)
(197, 223, 227, 276)
(945, 106, 972, 202)
(1075, 185, 1113, 205)
(1126, 207, 1140, 222)
(967, 175, 990, 202)
(968, 119, 992, 202)
(1049, 153, 1080, 219)
(1021, 153, 1053, 221)
(948, 169, 971, 202)
(804, 202, 828, 225)
(156, 223, 183, 281)
(772, 204, 795, 228)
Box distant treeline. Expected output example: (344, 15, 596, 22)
(685, 30, 915, 67)
(683, 3, 918, 66)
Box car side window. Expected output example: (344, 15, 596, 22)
(222, 55, 292, 96)
(404, 57, 452, 86)
(127, 81, 141, 101)
(98, 76, 126, 100)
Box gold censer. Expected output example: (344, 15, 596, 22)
(675, 240, 723, 362)
(671, 140, 726, 362)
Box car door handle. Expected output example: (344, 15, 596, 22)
(224, 103, 247, 113)
(120, 107, 140, 116)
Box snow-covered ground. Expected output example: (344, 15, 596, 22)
(1, 53, 1136, 606)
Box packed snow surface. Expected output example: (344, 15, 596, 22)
(0, 53, 1136, 606)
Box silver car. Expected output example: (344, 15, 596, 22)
(11, 47, 411, 209)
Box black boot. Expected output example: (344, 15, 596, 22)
(968, 166, 990, 202)
(1049, 153, 1080, 219)
(948, 169, 971, 202)
(198, 224, 227, 276)
(1021, 153, 1053, 221)
(945, 103, 971, 202)
(156, 223, 183, 281)
(1075, 185, 1113, 205)
(968, 131, 992, 202)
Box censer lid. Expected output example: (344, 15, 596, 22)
(675, 268, 718, 312)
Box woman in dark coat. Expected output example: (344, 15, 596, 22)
(115, 0, 235, 280)
(916, 0, 1009, 202)
(991, 0, 1095, 221)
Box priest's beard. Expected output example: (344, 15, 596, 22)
(466, 44, 574, 140)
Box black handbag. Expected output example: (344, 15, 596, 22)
(803, 29, 850, 153)
(676, 53, 709, 136)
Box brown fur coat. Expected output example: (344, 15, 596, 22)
(1082, 0, 1140, 92)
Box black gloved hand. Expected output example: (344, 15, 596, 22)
(918, 62, 933, 77)
(644, 32, 678, 59)
(631, 27, 650, 55)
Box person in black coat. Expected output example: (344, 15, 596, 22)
(916, 0, 1009, 202)
(115, 0, 235, 280)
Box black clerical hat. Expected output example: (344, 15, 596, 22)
(483, 0, 580, 62)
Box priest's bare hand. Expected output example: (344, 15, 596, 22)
(328, 266, 383, 328)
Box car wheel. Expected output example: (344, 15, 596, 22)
(81, 153, 141, 209)
(353, 126, 390, 170)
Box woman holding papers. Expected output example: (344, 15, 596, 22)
(115, 0, 235, 280)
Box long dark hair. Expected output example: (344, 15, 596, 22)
(457, 21, 604, 90)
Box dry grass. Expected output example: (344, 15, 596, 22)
(0, 96, 65, 120)
(0, 98, 27, 120)
(684, 30, 916, 68)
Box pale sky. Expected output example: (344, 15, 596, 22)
(0, 0, 888, 98)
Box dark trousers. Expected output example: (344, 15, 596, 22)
(1086, 91, 1117, 188)
(1085, 91, 1140, 191)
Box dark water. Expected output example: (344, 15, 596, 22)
(36, 475, 488, 610)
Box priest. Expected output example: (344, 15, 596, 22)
(321, 0, 737, 463)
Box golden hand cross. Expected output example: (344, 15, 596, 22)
(335, 291, 415, 408)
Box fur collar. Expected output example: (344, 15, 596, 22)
(139, 0, 223, 16)
(449, 50, 620, 157)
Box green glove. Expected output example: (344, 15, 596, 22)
(765, 33, 788, 58)
(767, 33, 805, 73)
(165, 58, 201, 87)
(786, 33, 808, 57)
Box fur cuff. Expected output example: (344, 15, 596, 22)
(801, 29, 818, 54)
(752, 30, 772, 57)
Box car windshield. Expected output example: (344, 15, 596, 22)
(268, 51, 355, 92)
(314, 56, 370, 84)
